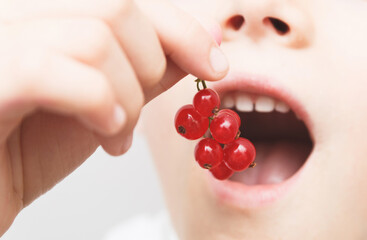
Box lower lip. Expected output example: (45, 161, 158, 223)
(205, 152, 313, 209)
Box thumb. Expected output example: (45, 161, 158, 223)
(192, 15, 223, 46)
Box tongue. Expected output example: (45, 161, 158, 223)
(230, 141, 312, 185)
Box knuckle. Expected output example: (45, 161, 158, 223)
(82, 20, 113, 62)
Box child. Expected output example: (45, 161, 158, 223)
(1, 0, 367, 239)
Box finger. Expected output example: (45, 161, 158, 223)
(93, 37, 145, 156)
(12, 18, 144, 133)
(8, 17, 185, 106)
(143, 15, 224, 103)
(138, 1, 229, 81)
(144, 58, 186, 104)
(3, 0, 228, 81)
(10, 18, 144, 155)
(0, 50, 126, 139)
(192, 15, 223, 46)
(109, 2, 167, 88)
(96, 130, 134, 156)
(1, 0, 167, 88)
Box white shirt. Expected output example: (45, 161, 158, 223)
(103, 211, 178, 240)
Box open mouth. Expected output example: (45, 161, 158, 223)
(206, 74, 315, 208)
(219, 91, 313, 185)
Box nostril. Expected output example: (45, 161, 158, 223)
(226, 15, 245, 31)
(264, 17, 290, 35)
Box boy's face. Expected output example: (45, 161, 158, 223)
(143, 0, 367, 239)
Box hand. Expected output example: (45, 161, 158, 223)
(0, 0, 228, 235)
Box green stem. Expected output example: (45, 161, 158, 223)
(202, 80, 207, 89)
(195, 78, 207, 91)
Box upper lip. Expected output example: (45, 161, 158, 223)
(209, 71, 315, 144)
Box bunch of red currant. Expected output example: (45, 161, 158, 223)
(174, 79, 256, 180)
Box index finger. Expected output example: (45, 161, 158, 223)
(138, 1, 229, 82)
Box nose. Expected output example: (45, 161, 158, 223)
(220, 0, 314, 48)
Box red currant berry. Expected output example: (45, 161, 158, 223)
(193, 89, 220, 117)
(223, 138, 256, 171)
(219, 109, 241, 126)
(175, 104, 209, 140)
(210, 161, 234, 180)
(210, 110, 239, 144)
(194, 138, 223, 169)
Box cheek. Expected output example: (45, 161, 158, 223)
(311, 0, 367, 223)
(309, 0, 367, 142)
(315, 0, 367, 96)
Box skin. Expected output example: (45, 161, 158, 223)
(143, 0, 367, 239)
(1, 0, 366, 239)
(0, 0, 229, 236)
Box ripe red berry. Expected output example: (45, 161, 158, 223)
(210, 161, 234, 180)
(175, 104, 209, 140)
(223, 138, 256, 171)
(194, 138, 223, 169)
(193, 89, 220, 117)
(219, 109, 241, 126)
(210, 110, 239, 144)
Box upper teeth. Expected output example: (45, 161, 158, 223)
(255, 96, 275, 112)
(222, 94, 235, 108)
(275, 101, 290, 113)
(222, 93, 291, 113)
(235, 93, 253, 111)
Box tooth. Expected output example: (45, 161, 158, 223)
(235, 93, 253, 112)
(222, 94, 235, 108)
(275, 101, 290, 113)
(255, 96, 275, 112)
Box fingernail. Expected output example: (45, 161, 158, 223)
(210, 46, 229, 73)
(113, 105, 126, 129)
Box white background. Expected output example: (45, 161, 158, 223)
(2, 134, 165, 240)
